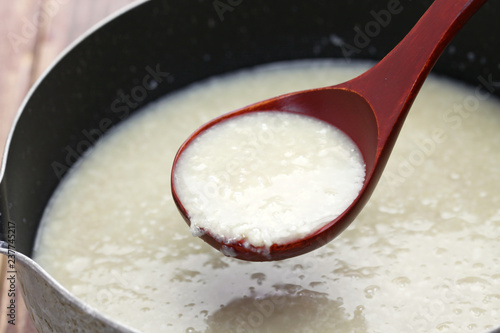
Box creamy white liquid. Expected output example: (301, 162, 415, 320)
(173, 111, 365, 249)
(34, 60, 500, 333)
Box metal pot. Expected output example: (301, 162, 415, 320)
(1, 0, 499, 331)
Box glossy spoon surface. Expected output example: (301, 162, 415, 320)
(171, 0, 487, 261)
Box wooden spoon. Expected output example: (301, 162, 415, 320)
(171, 0, 487, 261)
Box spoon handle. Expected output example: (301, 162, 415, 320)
(345, 0, 487, 145)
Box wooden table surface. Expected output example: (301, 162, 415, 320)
(0, 1, 139, 331)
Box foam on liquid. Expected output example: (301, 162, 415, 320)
(34, 60, 500, 332)
(173, 111, 365, 249)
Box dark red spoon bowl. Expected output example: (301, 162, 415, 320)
(171, 0, 487, 261)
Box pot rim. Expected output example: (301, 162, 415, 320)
(0, 0, 149, 186)
(0, 1, 148, 331)
(0, 246, 138, 332)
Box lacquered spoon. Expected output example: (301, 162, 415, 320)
(171, 0, 487, 261)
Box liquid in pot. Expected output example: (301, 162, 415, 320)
(34, 60, 500, 332)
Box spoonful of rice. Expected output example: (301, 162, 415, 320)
(171, 0, 487, 261)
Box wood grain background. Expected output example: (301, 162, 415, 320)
(0, 1, 140, 331)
